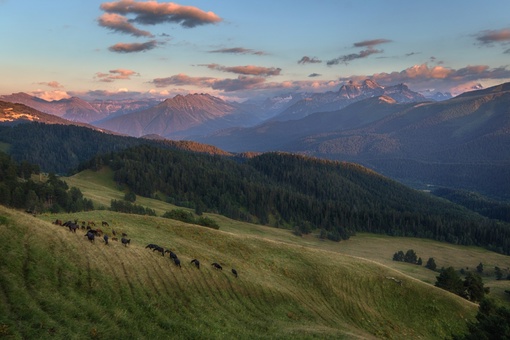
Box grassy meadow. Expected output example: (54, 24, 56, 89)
(0, 167, 508, 338)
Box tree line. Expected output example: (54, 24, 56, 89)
(81, 144, 510, 254)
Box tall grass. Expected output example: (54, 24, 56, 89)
(0, 205, 477, 339)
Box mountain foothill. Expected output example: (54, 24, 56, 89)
(1, 79, 509, 201)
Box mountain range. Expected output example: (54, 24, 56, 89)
(1, 79, 508, 199)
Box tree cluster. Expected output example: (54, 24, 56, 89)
(110, 199, 156, 216)
(162, 209, 220, 229)
(454, 298, 510, 339)
(0, 151, 93, 213)
(435, 267, 489, 302)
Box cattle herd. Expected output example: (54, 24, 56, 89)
(53, 218, 238, 278)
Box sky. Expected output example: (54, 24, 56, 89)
(1, 0, 510, 102)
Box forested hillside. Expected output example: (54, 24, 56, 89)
(0, 123, 230, 174)
(83, 144, 510, 254)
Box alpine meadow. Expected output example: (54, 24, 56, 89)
(2, 1, 510, 339)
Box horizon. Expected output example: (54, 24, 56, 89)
(2, 0, 510, 102)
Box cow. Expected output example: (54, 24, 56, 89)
(103, 234, 109, 245)
(191, 259, 200, 269)
(153, 246, 165, 256)
(173, 257, 181, 268)
(85, 231, 95, 243)
(165, 250, 177, 260)
(121, 237, 130, 247)
(212, 263, 223, 270)
(231, 268, 238, 278)
(102, 221, 109, 227)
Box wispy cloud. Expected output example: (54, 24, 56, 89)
(298, 56, 322, 64)
(208, 47, 266, 55)
(353, 38, 392, 48)
(100, 0, 222, 28)
(308, 73, 321, 77)
(475, 28, 510, 45)
(95, 69, 140, 82)
(151, 73, 266, 92)
(98, 13, 153, 37)
(108, 40, 158, 53)
(327, 48, 383, 66)
(37, 81, 64, 88)
(200, 64, 281, 76)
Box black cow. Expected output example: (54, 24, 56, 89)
(103, 234, 109, 245)
(173, 257, 181, 268)
(153, 246, 165, 256)
(145, 243, 158, 249)
(165, 250, 177, 259)
(85, 231, 95, 243)
(121, 237, 131, 247)
(68, 223, 79, 233)
(231, 268, 238, 278)
(191, 259, 200, 269)
(212, 263, 222, 270)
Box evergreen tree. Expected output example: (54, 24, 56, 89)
(455, 298, 510, 339)
(404, 249, 418, 264)
(393, 250, 405, 261)
(495, 266, 503, 280)
(417, 257, 423, 266)
(435, 267, 464, 296)
(463, 272, 487, 302)
(426, 257, 437, 271)
(476, 262, 484, 274)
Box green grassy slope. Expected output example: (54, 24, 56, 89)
(1, 204, 477, 339)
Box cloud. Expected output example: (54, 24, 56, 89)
(31, 90, 70, 101)
(152, 73, 216, 88)
(353, 39, 392, 48)
(298, 56, 322, 64)
(201, 64, 281, 76)
(208, 47, 266, 55)
(211, 76, 266, 92)
(327, 48, 383, 66)
(475, 28, 510, 45)
(108, 40, 158, 53)
(338, 63, 510, 95)
(37, 81, 63, 88)
(98, 13, 153, 37)
(100, 0, 222, 28)
(95, 69, 140, 82)
(308, 73, 321, 77)
(151, 73, 266, 92)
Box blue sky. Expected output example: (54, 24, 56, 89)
(1, 0, 510, 102)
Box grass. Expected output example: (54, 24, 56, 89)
(2, 206, 477, 339)
(2, 167, 509, 338)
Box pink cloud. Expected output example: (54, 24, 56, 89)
(37, 81, 64, 88)
(95, 69, 140, 82)
(31, 90, 70, 101)
(202, 64, 281, 76)
(152, 73, 216, 88)
(98, 13, 153, 37)
(100, 0, 222, 28)
(108, 40, 158, 53)
(476, 28, 510, 45)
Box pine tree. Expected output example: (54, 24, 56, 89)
(426, 257, 437, 271)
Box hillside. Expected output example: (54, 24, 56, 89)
(0, 205, 479, 339)
(199, 82, 510, 199)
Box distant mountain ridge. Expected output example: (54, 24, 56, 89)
(270, 79, 427, 122)
(94, 93, 260, 139)
(0, 92, 159, 123)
